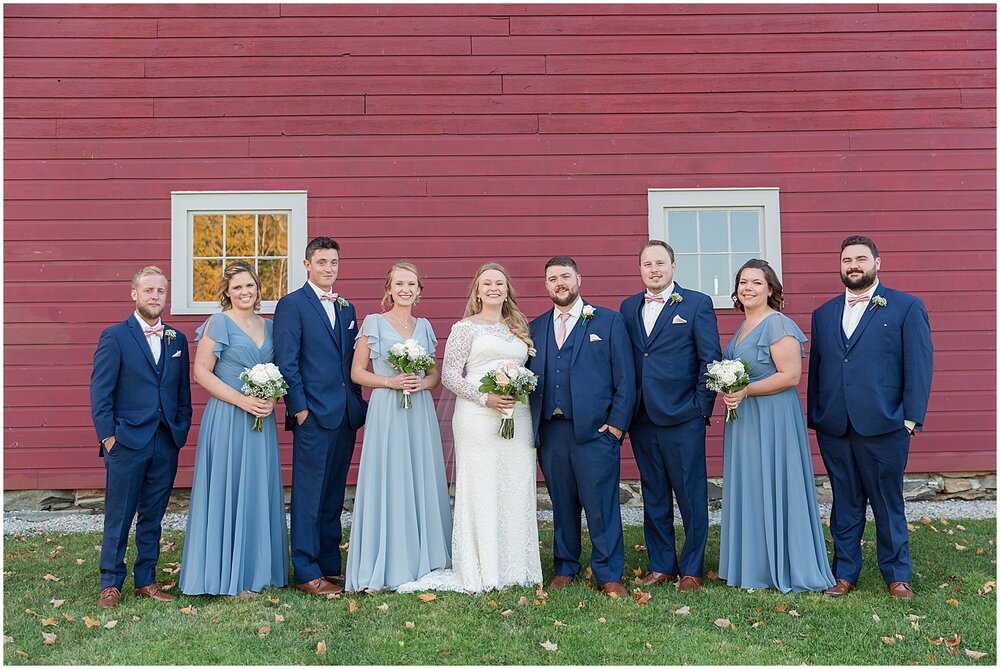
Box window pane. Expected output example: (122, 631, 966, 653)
(700, 254, 729, 297)
(259, 214, 288, 256)
(667, 211, 698, 253)
(731, 253, 757, 282)
(258, 259, 288, 301)
(192, 259, 222, 302)
(673, 254, 698, 288)
(192, 214, 223, 257)
(225, 214, 256, 257)
(730, 210, 761, 253)
(699, 210, 728, 253)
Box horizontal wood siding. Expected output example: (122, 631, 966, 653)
(4, 3, 995, 489)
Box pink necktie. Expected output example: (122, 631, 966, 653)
(555, 312, 571, 349)
(320, 292, 339, 302)
(847, 294, 871, 308)
(644, 294, 665, 304)
(143, 324, 164, 338)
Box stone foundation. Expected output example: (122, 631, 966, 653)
(3, 472, 995, 513)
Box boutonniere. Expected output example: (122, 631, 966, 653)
(330, 293, 349, 309)
(164, 329, 177, 344)
(581, 305, 596, 321)
(669, 292, 683, 305)
(869, 296, 887, 311)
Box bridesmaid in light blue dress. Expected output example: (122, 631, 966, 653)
(180, 262, 289, 597)
(345, 262, 452, 592)
(718, 260, 835, 593)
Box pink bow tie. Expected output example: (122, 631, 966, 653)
(143, 324, 164, 338)
(320, 292, 339, 302)
(644, 294, 665, 304)
(847, 294, 871, 308)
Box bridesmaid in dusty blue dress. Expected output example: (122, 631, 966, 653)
(180, 262, 289, 597)
(345, 262, 452, 592)
(717, 260, 835, 593)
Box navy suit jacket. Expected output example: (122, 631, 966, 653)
(273, 283, 367, 432)
(528, 302, 636, 445)
(807, 284, 933, 438)
(619, 284, 721, 426)
(90, 316, 192, 453)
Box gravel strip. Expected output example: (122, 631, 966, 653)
(3, 500, 996, 537)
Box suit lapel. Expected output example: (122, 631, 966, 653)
(156, 332, 167, 377)
(127, 317, 159, 372)
(845, 284, 886, 352)
(569, 302, 591, 368)
(645, 286, 681, 345)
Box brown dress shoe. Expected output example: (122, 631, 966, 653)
(548, 575, 574, 590)
(888, 581, 914, 600)
(295, 577, 343, 595)
(676, 576, 702, 593)
(641, 571, 676, 587)
(599, 582, 628, 597)
(135, 583, 177, 602)
(324, 574, 345, 585)
(99, 586, 121, 608)
(824, 578, 855, 597)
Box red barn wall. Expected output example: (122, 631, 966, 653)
(4, 3, 996, 489)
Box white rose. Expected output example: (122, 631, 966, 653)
(389, 343, 406, 357)
(265, 364, 282, 381)
(250, 367, 270, 385)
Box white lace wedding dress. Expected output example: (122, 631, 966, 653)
(396, 320, 543, 594)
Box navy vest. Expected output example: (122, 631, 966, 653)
(542, 319, 579, 419)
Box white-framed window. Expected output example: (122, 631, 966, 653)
(648, 188, 782, 309)
(170, 191, 307, 315)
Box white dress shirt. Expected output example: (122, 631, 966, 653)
(552, 297, 585, 343)
(643, 281, 674, 336)
(134, 312, 162, 364)
(842, 279, 878, 339)
(308, 280, 337, 330)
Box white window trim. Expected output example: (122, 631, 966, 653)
(647, 187, 782, 309)
(170, 191, 307, 315)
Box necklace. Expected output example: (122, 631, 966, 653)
(385, 313, 414, 333)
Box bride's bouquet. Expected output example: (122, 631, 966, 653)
(478, 360, 538, 439)
(387, 338, 436, 409)
(239, 363, 288, 431)
(705, 358, 751, 422)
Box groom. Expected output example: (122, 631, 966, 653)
(274, 236, 367, 595)
(90, 266, 192, 608)
(619, 241, 720, 593)
(807, 235, 933, 600)
(529, 256, 636, 597)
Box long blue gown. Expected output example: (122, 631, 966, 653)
(180, 314, 289, 595)
(718, 313, 835, 593)
(345, 314, 452, 592)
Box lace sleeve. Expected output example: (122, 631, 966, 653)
(442, 321, 488, 406)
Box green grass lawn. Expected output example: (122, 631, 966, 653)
(3, 518, 996, 665)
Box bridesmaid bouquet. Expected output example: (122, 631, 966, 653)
(387, 339, 436, 409)
(479, 360, 539, 439)
(239, 363, 288, 431)
(705, 358, 751, 422)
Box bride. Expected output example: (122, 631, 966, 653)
(397, 263, 543, 593)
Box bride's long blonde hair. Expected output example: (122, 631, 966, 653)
(463, 263, 534, 352)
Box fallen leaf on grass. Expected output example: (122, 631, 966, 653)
(83, 616, 101, 628)
(632, 567, 643, 577)
(773, 639, 784, 645)
(376, 603, 389, 611)
(61, 613, 75, 622)
(157, 580, 176, 591)
(75, 559, 85, 565)
(919, 517, 938, 532)
(938, 582, 949, 589)
(47, 546, 63, 558)
(274, 614, 285, 623)
(24, 609, 38, 618)
(978, 581, 995, 595)
(49, 599, 65, 608)
(268, 596, 280, 604)
(536, 584, 549, 601)
(584, 566, 593, 580)
(339, 542, 349, 551)
(788, 610, 800, 617)
(674, 605, 691, 616)
(104, 620, 117, 630)
(518, 595, 529, 606)
(939, 517, 949, 525)
(872, 614, 881, 622)
(944, 634, 961, 647)
(927, 637, 944, 646)
(42, 632, 56, 645)
(15, 650, 28, 657)
(540, 640, 558, 652)
(752, 620, 764, 628)
(3, 635, 12, 644)
(417, 593, 437, 603)
(645, 642, 653, 650)
(895, 634, 906, 641)
(598, 617, 606, 623)
(906, 523, 917, 531)
(179, 605, 198, 615)
(131, 616, 140, 621)
(881, 636, 895, 645)
(554, 620, 567, 627)
(715, 618, 732, 629)
(965, 649, 988, 660)
(257, 626, 270, 637)
(955, 543, 967, 551)
(325, 592, 340, 600)
(774, 603, 788, 613)
(976, 547, 985, 554)
(634, 544, 647, 552)
(404, 621, 416, 628)
(40, 618, 58, 627)
(42, 573, 62, 583)
(945, 599, 958, 608)
(301, 627, 316, 633)
(316, 641, 326, 655)
(487, 599, 498, 608)
(500, 608, 515, 618)
(706, 570, 719, 580)
(160, 541, 176, 552)
(576, 601, 585, 609)
(633, 588, 652, 604)
(348, 600, 357, 613)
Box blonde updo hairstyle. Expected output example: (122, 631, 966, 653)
(381, 261, 424, 310)
(463, 263, 534, 352)
(217, 261, 263, 312)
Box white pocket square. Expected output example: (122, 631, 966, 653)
(171, 350, 182, 358)
(349, 320, 356, 329)
(589, 333, 602, 342)
(672, 315, 687, 324)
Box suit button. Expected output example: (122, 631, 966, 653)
(341, 382, 346, 387)
(555, 385, 560, 389)
(644, 353, 649, 357)
(844, 358, 849, 363)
